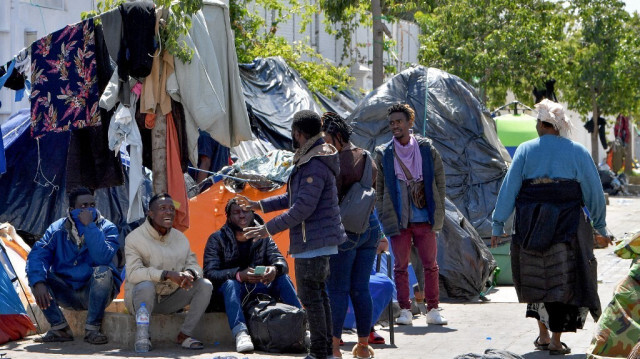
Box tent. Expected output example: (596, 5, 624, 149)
(493, 113, 538, 158)
(346, 66, 511, 239)
(0, 236, 35, 344)
(0, 109, 153, 240)
(238, 57, 324, 151)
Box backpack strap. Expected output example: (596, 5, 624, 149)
(393, 149, 414, 181)
(360, 151, 374, 188)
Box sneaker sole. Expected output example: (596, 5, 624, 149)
(237, 344, 254, 353)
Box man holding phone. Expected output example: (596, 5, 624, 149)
(203, 198, 301, 353)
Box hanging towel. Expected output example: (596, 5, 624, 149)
(166, 112, 189, 232)
(30, 19, 101, 138)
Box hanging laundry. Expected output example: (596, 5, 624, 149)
(30, 19, 101, 138)
(614, 114, 630, 145)
(140, 8, 174, 116)
(65, 23, 124, 191)
(118, 2, 156, 80)
(166, 112, 189, 232)
(584, 116, 608, 150)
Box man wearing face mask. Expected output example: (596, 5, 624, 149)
(203, 198, 301, 353)
(26, 187, 121, 344)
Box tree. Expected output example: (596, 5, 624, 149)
(415, 0, 569, 109)
(229, 0, 353, 96)
(560, 0, 635, 163)
(320, 0, 431, 88)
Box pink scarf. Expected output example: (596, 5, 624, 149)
(393, 135, 423, 181)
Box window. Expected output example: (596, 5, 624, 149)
(20, 0, 65, 11)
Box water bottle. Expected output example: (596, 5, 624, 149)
(134, 302, 150, 353)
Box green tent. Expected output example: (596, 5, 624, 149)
(494, 113, 538, 158)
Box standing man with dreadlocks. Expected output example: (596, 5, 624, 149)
(203, 198, 301, 353)
(322, 112, 381, 359)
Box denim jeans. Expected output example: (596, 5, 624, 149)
(327, 214, 380, 338)
(215, 274, 301, 337)
(295, 256, 332, 359)
(390, 222, 439, 310)
(41, 265, 118, 331)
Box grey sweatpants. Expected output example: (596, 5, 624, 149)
(129, 278, 213, 337)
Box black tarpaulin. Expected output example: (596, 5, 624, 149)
(438, 198, 496, 299)
(347, 66, 511, 238)
(238, 57, 323, 150)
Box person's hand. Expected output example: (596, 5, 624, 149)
(238, 268, 262, 283)
(377, 237, 389, 254)
(261, 266, 277, 284)
(33, 282, 52, 310)
(235, 196, 260, 212)
(594, 233, 613, 248)
(244, 225, 269, 240)
(166, 271, 194, 290)
(77, 209, 94, 226)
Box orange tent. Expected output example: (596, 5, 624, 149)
(183, 183, 295, 285)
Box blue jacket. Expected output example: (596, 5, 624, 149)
(261, 137, 347, 254)
(26, 217, 121, 290)
(374, 136, 446, 237)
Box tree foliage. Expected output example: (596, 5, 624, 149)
(561, 0, 639, 118)
(229, 0, 353, 96)
(82, 0, 202, 63)
(416, 0, 569, 109)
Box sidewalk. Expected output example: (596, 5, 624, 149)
(2, 197, 638, 359)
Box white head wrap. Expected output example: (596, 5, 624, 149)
(534, 99, 572, 138)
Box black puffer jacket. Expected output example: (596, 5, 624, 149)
(203, 215, 289, 287)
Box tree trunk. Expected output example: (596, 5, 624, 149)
(591, 97, 599, 164)
(152, 110, 167, 194)
(372, 0, 384, 88)
(624, 126, 634, 175)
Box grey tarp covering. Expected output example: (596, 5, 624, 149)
(239, 57, 323, 150)
(438, 198, 497, 299)
(347, 66, 511, 238)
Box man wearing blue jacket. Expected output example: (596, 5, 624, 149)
(241, 110, 347, 359)
(26, 188, 121, 344)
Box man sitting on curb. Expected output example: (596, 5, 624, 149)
(203, 198, 302, 353)
(26, 187, 121, 344)
(124, 193, 213, 350)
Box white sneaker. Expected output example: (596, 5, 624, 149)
(426, 308, 448, 325)
(235, 331, 254, 353)
(396, 309, 413, 325)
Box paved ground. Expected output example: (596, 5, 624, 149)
(2, 196, 639, 359)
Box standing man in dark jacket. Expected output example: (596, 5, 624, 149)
(375, 103, 447, 326)
(241, 110, 347, 359)
(26, 188, 121, 344)
(203, 198, 301, 353)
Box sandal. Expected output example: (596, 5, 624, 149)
(179, 336, 204, 350)
(352, 342, 374, 359)
(84, 330, 108, 345)
(549, 342, 571, 355)
(35, 327, 74, 343)
(533, 336, 549, 350)
(368, 331, 385, 345)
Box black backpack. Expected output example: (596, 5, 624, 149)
(242, 293, 308, 353)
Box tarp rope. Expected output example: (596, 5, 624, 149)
(33, 138, 59, 196)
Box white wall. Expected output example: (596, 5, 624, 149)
(0, 0, 95, 123)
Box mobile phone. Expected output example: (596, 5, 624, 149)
(252, 266, 266, 276)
